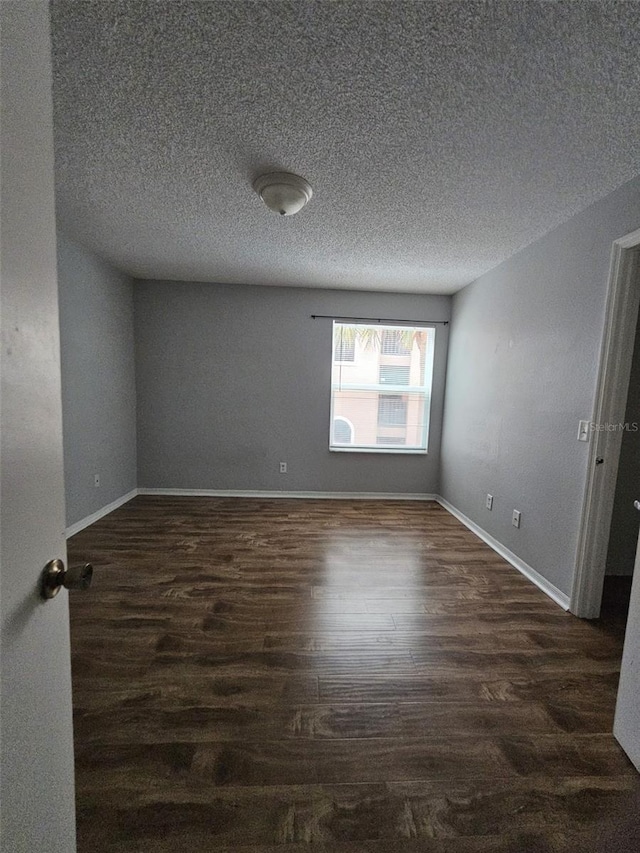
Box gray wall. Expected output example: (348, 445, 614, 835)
(440, 176, 640, 598)
(606, 318, 640, 576)
(57, 233, 137, 526)
(135, 283, 450, 493)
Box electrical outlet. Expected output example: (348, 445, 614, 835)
(512, 509, 521, 528)
(486, 494, 493, 510)
(279, 462, 287, 473)
(94, 474, 100, 488)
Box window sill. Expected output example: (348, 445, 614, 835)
(329, 446, 428, 455)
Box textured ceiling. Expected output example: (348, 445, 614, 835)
(51, 1, 640, 294)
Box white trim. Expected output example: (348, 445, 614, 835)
(571, 229, 640, 618)
(65, 489, 138, 538)
(615, 226, 640, 249)
(137, 488, 437, 501)
(437, 497, 571, 611)
(329, 447, 428, 454)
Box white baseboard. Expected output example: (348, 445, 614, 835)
(436, 496, 571, 611)
(137, 488, 438, 501)
(65, 489, 138, 538)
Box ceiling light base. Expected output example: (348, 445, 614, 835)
(253, 172, 313, 216)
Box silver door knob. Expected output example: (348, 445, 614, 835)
(634, 500, 640, 511)
(40, 559, 93, 599)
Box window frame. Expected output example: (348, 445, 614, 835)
(329, 321, 436, 455)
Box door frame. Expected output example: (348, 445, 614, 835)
(571, 227, 640, 618)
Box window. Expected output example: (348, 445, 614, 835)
(330, 322, 436, 453)
(379, 365, 410, 385)
(333, 328, 355, 362)
(377, 394, 407, 426)
(333, 417, 354, 445)
(377, 435, 406, 446)
(382, 329, 411, 356)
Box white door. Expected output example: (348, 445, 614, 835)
(1, 4, 77, 852)
(614, 515, 640, 771)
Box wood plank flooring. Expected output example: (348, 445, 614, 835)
(67, 497, 639, 852)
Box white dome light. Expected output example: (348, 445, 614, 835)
(253, 172, 313, 216)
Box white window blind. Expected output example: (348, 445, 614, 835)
(329, 322, 435, 453)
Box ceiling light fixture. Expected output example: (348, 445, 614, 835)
(253, 171, 313, 216)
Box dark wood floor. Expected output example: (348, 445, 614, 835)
(67, 497, 639, 852)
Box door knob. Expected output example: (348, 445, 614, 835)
(40, 559, 93, 600)
(634, 500, 640, 511)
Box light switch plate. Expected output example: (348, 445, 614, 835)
(577, 420, 590, 441)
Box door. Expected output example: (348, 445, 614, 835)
(571, 238, 640, 618)
(614, 515, 640, 771)
(1, 4, 77, 852)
